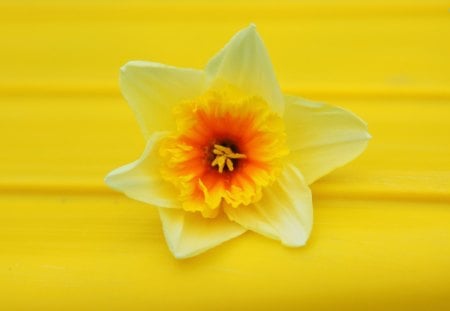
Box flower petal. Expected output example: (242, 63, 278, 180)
(205, 24, 284, 115)
(120, 61, 206, 138)
(159, 208, 246, 259)
(284, 95, 371, 185)
(225, 164, 313, 247)
(105, 132, 178, 208)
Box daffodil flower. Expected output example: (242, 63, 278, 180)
(105, 25, 370, 258)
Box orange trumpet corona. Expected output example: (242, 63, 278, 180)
(160, 87, 289, 218)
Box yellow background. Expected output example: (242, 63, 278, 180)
(1, 0, 450, 310)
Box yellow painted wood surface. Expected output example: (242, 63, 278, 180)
(1, 1, 450, 310)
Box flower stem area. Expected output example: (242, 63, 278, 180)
(1, 1, 450, 310)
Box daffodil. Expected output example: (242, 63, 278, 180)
(105, 25, 370, 258)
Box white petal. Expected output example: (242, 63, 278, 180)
(205, 24, 284, 115)
(159, 208, 246, 259)
(284, 95, 371, 185)
(225, 164, 313, 247)
(120, 61, 206, 139)
(105, 132, 178, 208)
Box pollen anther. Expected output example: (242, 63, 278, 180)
(211, 144, 246, 173)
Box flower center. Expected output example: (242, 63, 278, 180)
(211, 144, 247, 173)
(159, 86, 288, 218)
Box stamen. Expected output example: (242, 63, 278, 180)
(211, 144, 246, 173)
